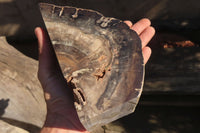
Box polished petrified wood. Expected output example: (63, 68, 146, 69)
(39, 3, 144, 130)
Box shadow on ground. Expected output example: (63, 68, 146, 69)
(0, 99, 9, 117)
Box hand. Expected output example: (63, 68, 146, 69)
(35, 18, 155, 133)
(35, 28, 89, 133)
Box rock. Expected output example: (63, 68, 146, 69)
(0, 37, 46, 127)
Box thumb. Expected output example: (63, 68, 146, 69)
(35, 27, 57, 65)
(35, 27, 51, 56)
(34, 27, 75, 109)
(34, 27, 62, 85)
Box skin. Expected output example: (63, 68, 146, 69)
(35, 18, 155, 133)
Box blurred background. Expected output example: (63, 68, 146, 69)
(0, 0, 199, 133)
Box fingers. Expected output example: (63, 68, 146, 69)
(140, 26, 155, 48)
(131, 18, 151, 35)
(125, 19, 155, 48)
(124, 18, 155, 65)
(143, 46, 152, 64)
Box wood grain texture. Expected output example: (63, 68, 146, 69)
(0, 37, 46, 127)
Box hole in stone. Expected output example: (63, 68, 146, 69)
(77, 89, 86, 103)
(67, 77, 86, 106)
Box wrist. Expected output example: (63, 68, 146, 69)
(41, 109, 89, 133)
(41, 127, 89, 133)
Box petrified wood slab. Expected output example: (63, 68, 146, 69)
(39, 3, 144, 130)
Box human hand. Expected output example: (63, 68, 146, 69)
(35, 18, 155, 133)
(35, 28, 89, 133)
